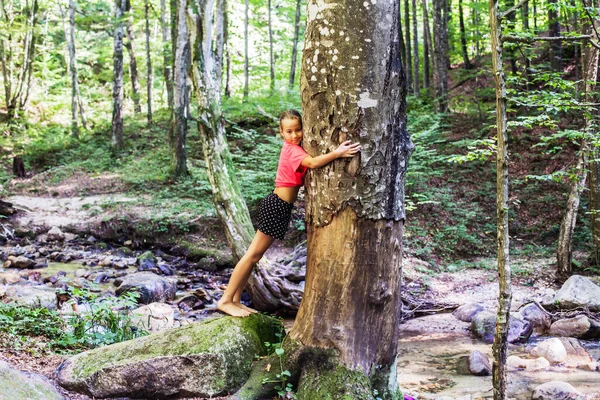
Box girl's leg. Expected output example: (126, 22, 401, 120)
(217, 231, 275, 317)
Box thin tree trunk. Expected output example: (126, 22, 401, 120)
(288, 0, 413, 395)
(17, 0, 38, 114)
(404, 0, 413, 91)
(459, 0, 472, 69)
(215, 0, 225, 85)
(422, 0, 431, 87)
(125, 0, 142, 114)
(145, 0, 152, 125)
(533, 0, 537, 32)
(489, 0, 511, 398)
(505, 0, 517, 74)
(433, 0, 448, 112)
(268, 0, 274, 92)
(243, 0, 249, 100)
(160, 0, 174, 110)
(112, 0, 125, 149)
(67, 0, 79, 137)
(289, 0, 301, 89)
(548, 0, 562, 71)
(412, 0, 420, 95)
(171, 0, 189, 176)
(591, 148, 600, 267)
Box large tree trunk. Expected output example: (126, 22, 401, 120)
(458, 0, 472, 69)
(125, 0, 142, 115)
(433, 0, 448, 112)
(268, 0, 275, 92)
(422, 0, 431, 88)
(404, 0, 413, 92)
(289, 0, 301, 89)
(112, 0, 126, 149)
(145, 0, 152, 125)
(171, 0, 190, 177)
(160, 0, 174, 110)
(412, 0, 420, 95)
(243, 0, 249, 100)
(548, 0, 562, 71)
(490, 0, 511, 399)
(286, 0, 414, 396)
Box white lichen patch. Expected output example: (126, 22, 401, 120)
(307, 2, 338, 21)
(319, 27, 331, 36)
(365, 39, 371, 42)
(332, 55, 338, 61)
(322, 39, 334, 47)
(352, 56, 360, 59)
(320, 68, 326, 73)
(340, 31, 344, 36)
(311, 66, 318, 73)
(335, 90, 342, 95)
(311, 75, 317, 81)
(358, 92, 378, 108)
(338, 65, 346, 70)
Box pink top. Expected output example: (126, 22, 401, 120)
(275, 141, 309, 187)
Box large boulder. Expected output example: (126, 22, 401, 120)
(518, 302, 552, 334)
(549, 315, 600, 339)
(0, 284, 56, 309)
(114, 272, 177, 304)
(530, 338, 567, 364)
(554, 275, 600, 311)
(56, 314, 281, 399)
(468, 350, 491, 376)
(471, 311, 532, 343)
(8, 255, 35, 269)
(453, 303, 484, 322)
(0, 361, 64, 400)
(531, 381, 581, 400)
(136, 251, 157, 271)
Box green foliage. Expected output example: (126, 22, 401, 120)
(262, 332, 296, 399)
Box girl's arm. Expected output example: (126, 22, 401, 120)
(301, 141, 361, 169)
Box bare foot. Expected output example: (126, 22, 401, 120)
(236, 303, 259, 314)
(217, 299, 251, 317)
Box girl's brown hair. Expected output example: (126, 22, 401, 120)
(279, 109, 302, 130)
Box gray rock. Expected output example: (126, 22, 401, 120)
(0, 284, 56, 309)
(518, 302, 552, 334)
(11, 255, 35, 269)
(137, 251, 157, 271)
(0, 360, 64, 400)
(471, 311, 532, 343)
(530, 338, 567, 364)
(550, 315, 600, 339)
(46, 227, 65, 241)
(507, 355, 549, 371)
(531, 381, 581, 400)
(115, 272, 177, 304)
(453, 303, 484, 322)
(56, 314, 281, 399)
(468, 350, 491, 376)
(554, 275, 600, 312)
(559, 337, 595, 368)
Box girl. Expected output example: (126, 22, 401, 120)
(217, 110, 361, 317)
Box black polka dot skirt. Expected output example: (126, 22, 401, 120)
(257, 192, 294, 240)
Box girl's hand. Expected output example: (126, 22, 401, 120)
(335, 141, 361, 158)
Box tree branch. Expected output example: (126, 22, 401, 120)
(499, 0, 529, 20)
(590, 39, 600, 51)
(504, 34, 592, 43)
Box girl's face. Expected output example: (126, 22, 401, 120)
(280, 118, 303, 145)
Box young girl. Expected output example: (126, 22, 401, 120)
(217, 110, 361, 317)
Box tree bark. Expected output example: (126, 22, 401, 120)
(289, 0, 301, 89)
(60, 0, 83, 137)
(112, 0, 126, 149)
(224, 0, 231, 98)
(268, 0, 275, 92)
(145, 0, 152, 125)
(214, 0, 226, 85)
(433, 0, 448, 112)
(124, 0, 142, 115)
(591, 150, 600, 267)
(243, 0, 249, 100)
(490, 0, 511, 398)
(288, 0, 414, 396)
(171, 0, 190, 177)
(160, 0, 174, 110)
(458, 0, 472, 69)
(422, 0, 431, 88)
(412, 0, 420, 95)
(404, 0, 413, 91)
(548, 0, 562, 71)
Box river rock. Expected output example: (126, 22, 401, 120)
(531, 381, 581, 400)
(471, 311, 532, 343)
(559, 337, 594, 368)
(530, 338, 567, 364)
(0, 360, 64, 400)
(56, 314, 281, 399)
(46, 227, 65, 241)
(10, 255, 35, 269)
(131, 302, 174, 332)
(0, 272, 22, 284)
(506, 355, 550, 371)
(554, 275, 600, 312)
(468, 350, 491, 376)
(137, 251, 157, 271)
(550, 315, 600, 339)
(115, 272, 177, 304)
(453, 303, 484, 322)
(0, 284, 56, 309)
(518, 302, 552, 334)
